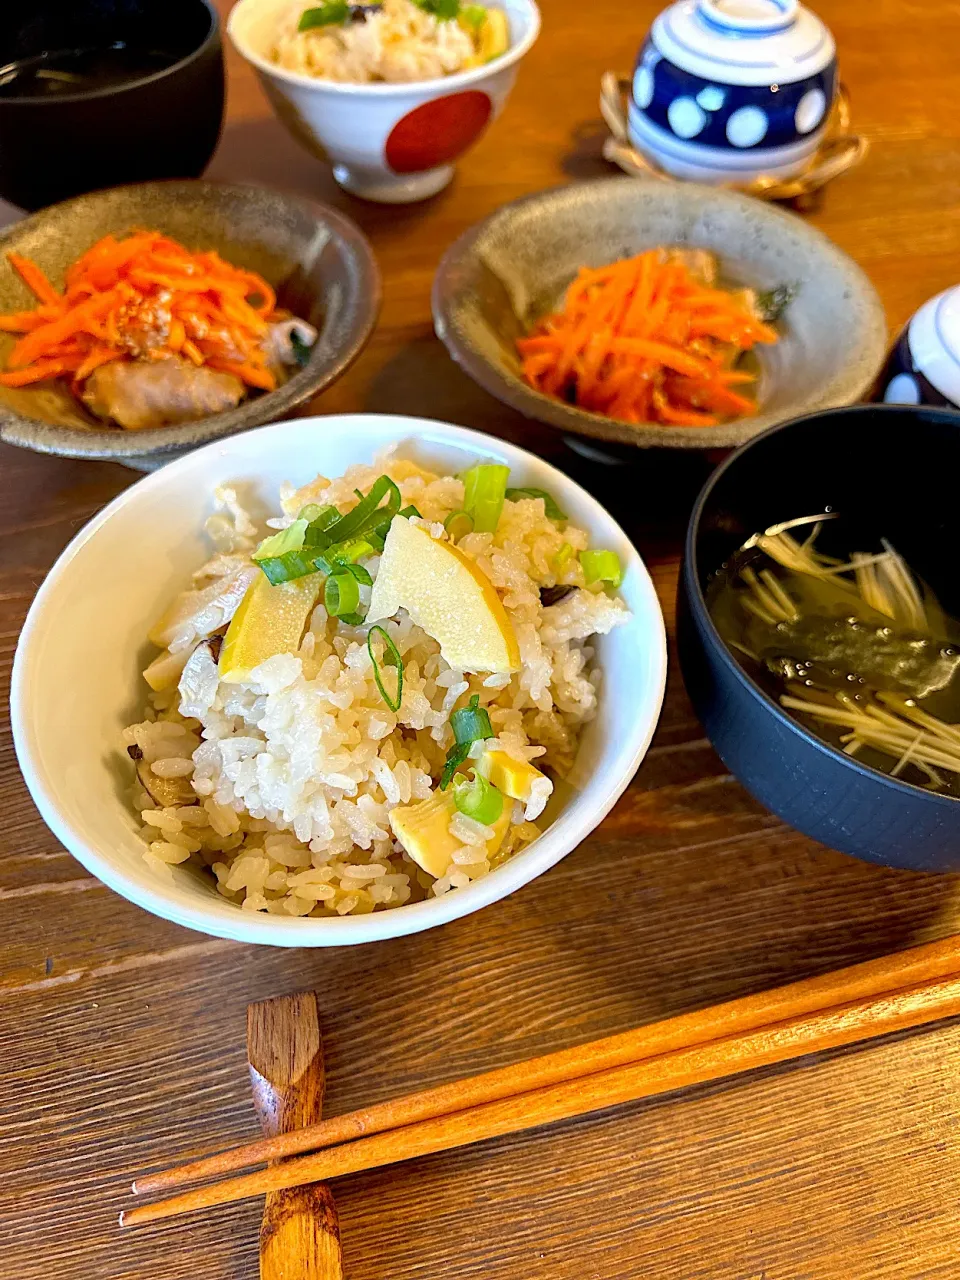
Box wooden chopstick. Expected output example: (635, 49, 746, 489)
(133, 934, 960, 1199)
(121, 964, 960, 1227)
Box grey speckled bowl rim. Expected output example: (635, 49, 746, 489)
(0, 180, 381, 463)
(684, 401, 960, 808)
(432, 176, 888, 451)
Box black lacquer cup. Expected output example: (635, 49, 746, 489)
(0, 0, 224, 210)
(679, 404, 960, 873)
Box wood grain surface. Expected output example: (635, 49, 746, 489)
(1, 1, 959, 1277)
(248, 992, 343, 1279)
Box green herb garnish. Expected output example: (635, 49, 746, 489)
(462, 462, 509, 534)
(754, 282, 798, 324)
(252, 519, 320, 584)
(368, 624, 404, 713)
(453, 769, 504, 825)
(326, 475, 401, 546)
(253, 519, 308, 562)
(441, 694, 494, 789)
(413, 0, 461, 19)
(506, 487, 566, 522)
(554, 541, 574, 571)
(444, 509, 474, 541)
(460, 3, 487, 30)
(451, 692, 493, 744)
(298, 1, 350, 30)
(580, 549, 623, 588)
(440, 743, 471, 791)
(325, 571, 361, 618)
(289, 329, 313, 367)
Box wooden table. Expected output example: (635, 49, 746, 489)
(2, 2, 960, 1276)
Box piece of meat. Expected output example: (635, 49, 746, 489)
(82, 356, 246, 430)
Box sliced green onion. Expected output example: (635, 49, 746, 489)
(460, 3, 487, 30)
(326, 475, 401, 547)
(462, 462, 509, 534)
(440, 693, 495, 789)
(440, 742, 471, 790)
(580, 548, 623, 588)
(398, 504, 422, 520)
(413, 0, 460, 18)
(453, 769, 504, 825)
(451, 692, 493, 745)
(339, 560, 372, 586)
(554, 541, 574, 571)
(253, 519, 321, 583)
(328, 539, 377, 570)
(338, 611, 366, 627)
(302, 505, 341, 548)
(368, 624, 403, 713)
(298, 1, 349, 30)
(253, 519, 307, 562)
(256, 551, 320, 586)
(325, 572, 361, 618)
(506, 487, 567, 522)
(444, 509, 474, 542)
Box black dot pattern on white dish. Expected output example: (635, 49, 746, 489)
(631, 40, 837, 151)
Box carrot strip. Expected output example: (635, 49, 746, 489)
(0, 232, 285, 398)
(0, 356, 80, 386)
(75, 346, 126, 382)
(205, 357, 276, 392)
(516, 248, 779, 429)
(8, 253, 63, 307)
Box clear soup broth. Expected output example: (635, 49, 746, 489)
(707, 514, 960, 798)
(0, 45, 179, 98)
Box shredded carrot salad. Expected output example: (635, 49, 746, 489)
(517, 249, 779, 428)
(0, 233, 282, 392)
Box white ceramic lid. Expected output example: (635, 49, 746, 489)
(652, 0, 836, 87)
(907, 285, 960, 405)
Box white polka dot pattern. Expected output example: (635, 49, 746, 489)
(725, 104, 769, 148)
(667, 96, 707, 139)
(795, 87, 827, 134)
(696, 85, 726, 112)
(633, 65, 655, 110)
(884, 373, 921, 405)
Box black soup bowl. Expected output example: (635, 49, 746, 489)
(679, 404, 960, 873)
(0, 0, 224, 210)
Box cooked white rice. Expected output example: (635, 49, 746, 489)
(125, 450, 629, 917)
(270, 0, 481, 84)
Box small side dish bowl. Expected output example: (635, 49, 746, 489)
(433, 176, 887, 450)
(0, 0, 225, 211)
(228, 0, 541, 204)
(12, 414, 667, 947)
(0, 181, 380, 468)
(678, 404, 960, 873)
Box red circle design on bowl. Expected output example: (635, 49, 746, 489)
(385, 92, 493, 174)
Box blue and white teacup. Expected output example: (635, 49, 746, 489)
(879, 286, 960, 410)
(628, 0, 838, 185)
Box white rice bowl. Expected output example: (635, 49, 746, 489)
(12, 416, 667, 946)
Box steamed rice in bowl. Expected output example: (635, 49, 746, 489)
(125, 449, 630, 918)
(269, 0, 511, 85)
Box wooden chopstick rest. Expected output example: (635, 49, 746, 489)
(247, 993, 343, 1280)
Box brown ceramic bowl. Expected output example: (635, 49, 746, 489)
(0, 181, 380, 468)
(433, 177, 887, 450)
